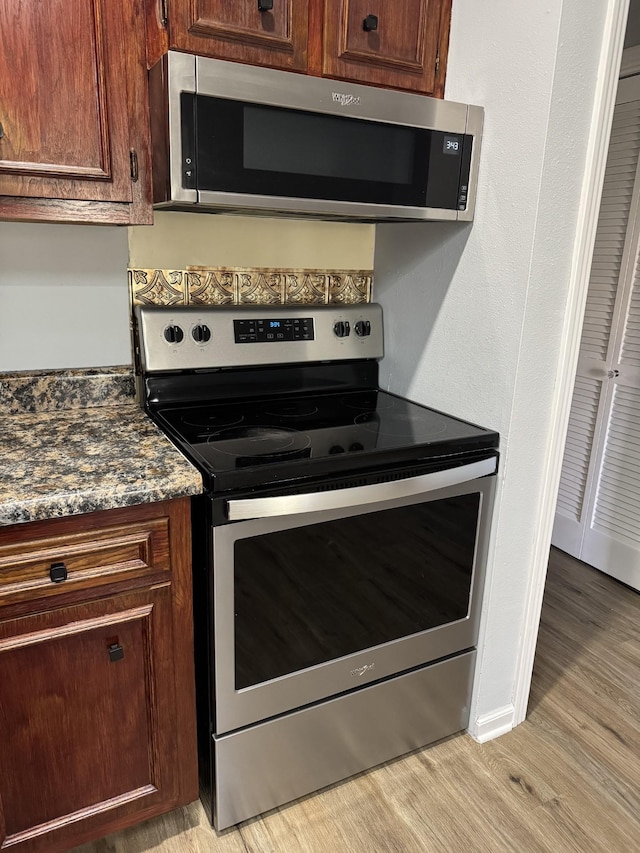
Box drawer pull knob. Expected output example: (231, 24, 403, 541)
(49, 562, 68, 583)
(108, 643, 125, 663)
(363, 14, 378, 31)
(258, 0, 273, 11)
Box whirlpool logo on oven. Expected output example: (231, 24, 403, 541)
(351, 662, 375, 677)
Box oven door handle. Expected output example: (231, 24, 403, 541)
(226, 456, 497, 521)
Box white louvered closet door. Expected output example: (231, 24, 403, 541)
(552, 74, 640, 591)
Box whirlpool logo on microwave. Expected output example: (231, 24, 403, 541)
(351, 662, 375, 677)
(332, 92, 362, 106)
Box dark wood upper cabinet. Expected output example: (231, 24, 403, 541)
(167, 0, 309, 71)
(145, 0, 451, 96)
(0, 0, 152, 224)
(322, 0, 450, 95)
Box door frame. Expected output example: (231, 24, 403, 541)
(512, 0, 631, 725)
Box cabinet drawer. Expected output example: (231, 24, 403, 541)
(0, 517, 171, 606)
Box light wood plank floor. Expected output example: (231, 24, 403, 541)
(75, 548, 640, 852)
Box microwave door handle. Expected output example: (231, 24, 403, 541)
(226, 457, 496, 521)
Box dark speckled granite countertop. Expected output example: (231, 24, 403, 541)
(0, 367, 202, 525)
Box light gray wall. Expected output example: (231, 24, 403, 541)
(375, 0, 609, 728)
(0, 223, 131, 372)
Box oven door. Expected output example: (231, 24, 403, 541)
(211, 457, 496, 735)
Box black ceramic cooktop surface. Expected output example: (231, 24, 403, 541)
(152, 389, 499, 492)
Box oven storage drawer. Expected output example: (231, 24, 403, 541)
(213, 650, 476, 830)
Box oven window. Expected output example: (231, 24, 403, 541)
(233, 493, 480, 690)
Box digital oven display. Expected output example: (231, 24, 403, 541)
(234, 317, 314, 343)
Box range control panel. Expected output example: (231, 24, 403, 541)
(136, 304, 384, 373)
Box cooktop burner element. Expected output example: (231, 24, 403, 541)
(206, 424, 311, 454)
(209, 425, 303, 444)
(263, 402, 320, 418)
(183, 413, 245, 432)
(342, 393, 396, 411)
(354, 408, 448, 438)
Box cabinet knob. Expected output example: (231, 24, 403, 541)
(258, 0, 273, 11)
(0, 122, 4, 139)
(607, 369, 620, 378)
(49, 562, 68, 583)
(363, 14, 378, 32)
(108, 643, 125, 663)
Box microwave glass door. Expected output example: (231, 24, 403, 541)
(182, 94, 471, 210)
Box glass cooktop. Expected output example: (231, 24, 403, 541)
(153, 389, 499, 492)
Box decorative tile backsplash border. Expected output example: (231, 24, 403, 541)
(128, 267, 373, 309)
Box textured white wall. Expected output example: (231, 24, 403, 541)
(0, 223, 131, 372)
(375, 0, 609, 727)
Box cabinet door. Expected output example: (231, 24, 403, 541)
(322, 0, 450, 95)
(0, 585, 180, 853)
(168, 0, 309, 71)
(0, 0, 151, 223)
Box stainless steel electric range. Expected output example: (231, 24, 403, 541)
(134, 303, 499, 830)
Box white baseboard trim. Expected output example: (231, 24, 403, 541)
(469, 704, 516, 743)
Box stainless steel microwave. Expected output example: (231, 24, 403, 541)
(149, 52, 484, 223)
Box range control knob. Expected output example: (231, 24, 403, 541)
(354, 320, 371, 337)
(163, 325, 184, 344)
(333, 320, 351, 338)
(192, 324, 211, 343)
(329, 445, 345, 454)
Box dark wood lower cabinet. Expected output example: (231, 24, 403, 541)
(0, 499, 197, 853)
